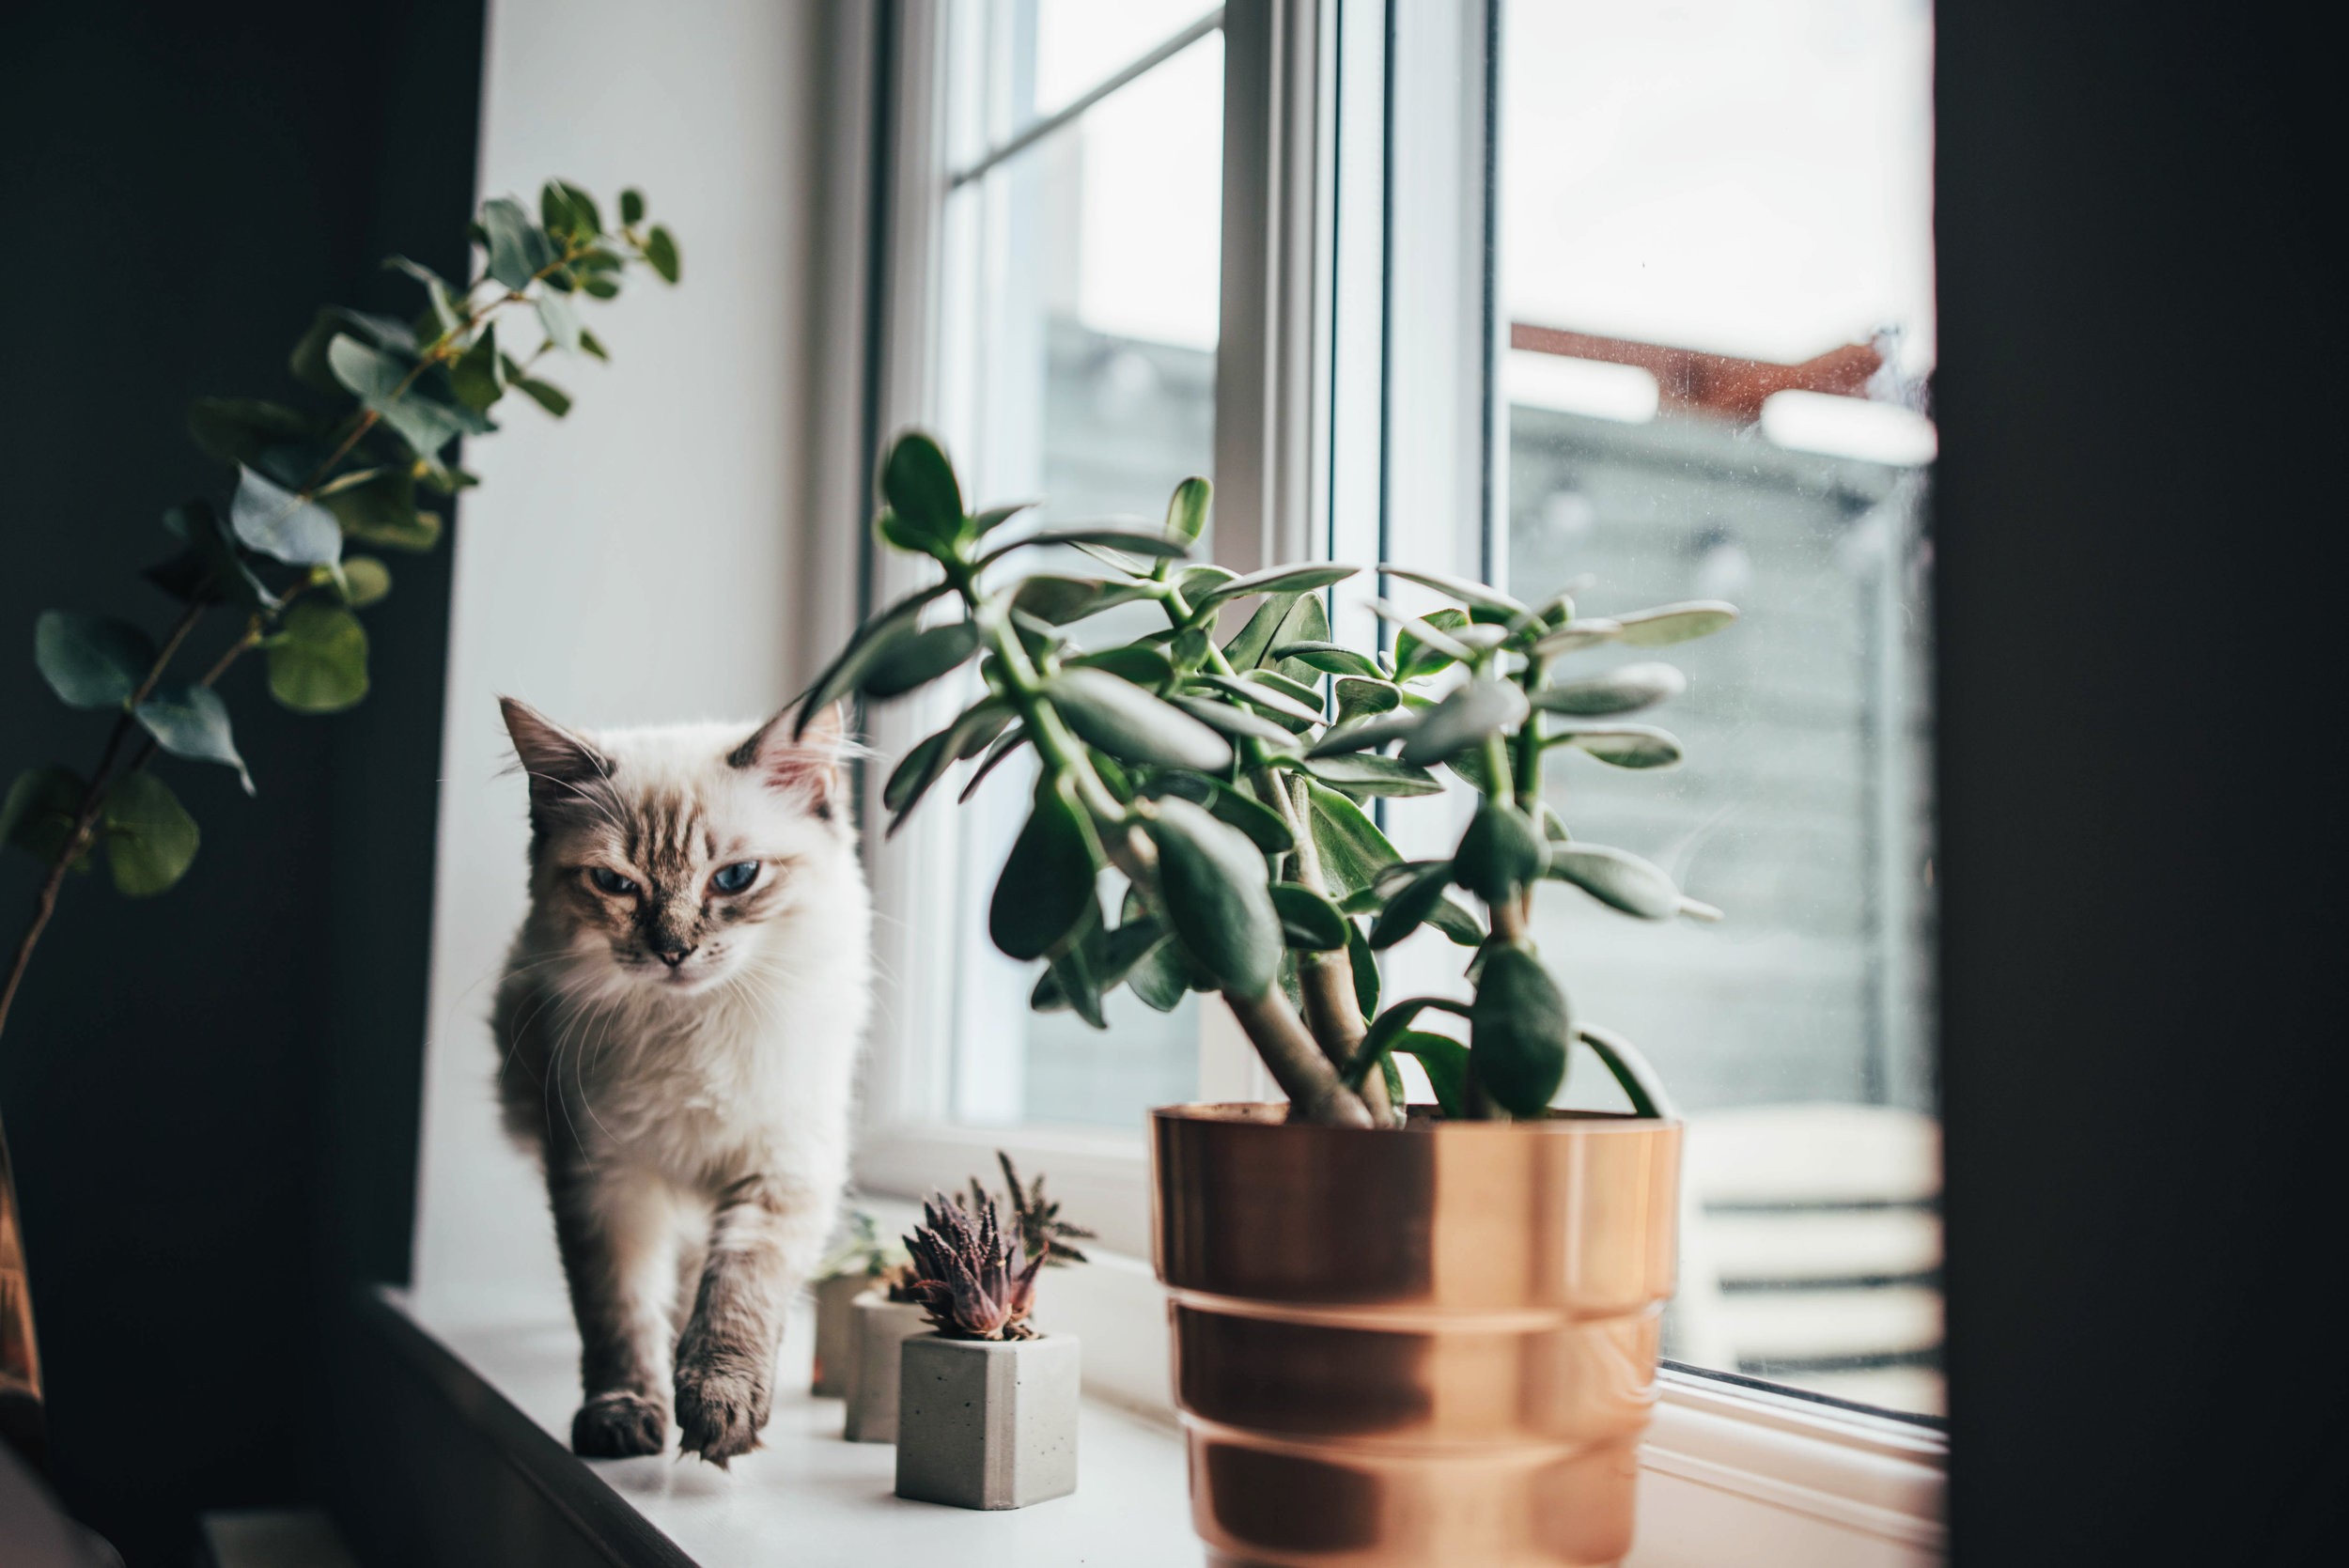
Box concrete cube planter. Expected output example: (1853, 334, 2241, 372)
(843, 1294, 930, 1443)
(894, 1332, 1080, 1510)
(809, 1274, 870, 1397)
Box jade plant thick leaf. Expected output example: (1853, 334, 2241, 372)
(817, 430, 1737, 1126)
(0, 180, 681, 1044)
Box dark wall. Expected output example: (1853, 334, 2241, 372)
(0, 3, 480, 1562)
(1937, 3, 2347, 1563)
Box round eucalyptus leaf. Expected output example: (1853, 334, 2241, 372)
(450, 326, 506, 411)
(1470, 945, 1572, 1116)
(1543, 843, 1688, 921)
(1049, 669, 1234, 771)
(3, 767, 93, 870)
(644, 225, 681, 283)
(860, 619, 979, 699)
(620, 187, 646, 225)
(1611, 600, 1739, 647)
(100, 768, 201, 898)
(1144, 796, 1282, 999)
(880, 431, 965, 551)
(536, 290, 583, 353)
(231, 464, 342, 567)
(186, 397, 317, 468)
(36, 611, 157, 710)
(267, 602, 370, 713)
(1453, 798, 1549, 906)
(337, 556, 393, 608)
(1533, 661, 1687, 716)
(135, 684, 253, 795)
(514, 378, 571, 418)
(322, 470, 443, 554)
(479, 196, 546, 290)
(989, 778, 1099, 960)
(1269, 882, 1348, 951)
(1399, 677, 1529, 767)
(1548, 722, 1684, 769)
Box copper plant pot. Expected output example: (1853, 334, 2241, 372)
(1151, 1104, 1681, 1568)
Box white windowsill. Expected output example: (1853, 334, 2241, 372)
(399, 1290, 1197, 1567)
(402, 1211, 1944, 1568)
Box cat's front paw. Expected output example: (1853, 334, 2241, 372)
(572, 1389, 668, 1457)
(675, 1358, 770, 1466)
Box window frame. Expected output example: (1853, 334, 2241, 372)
(825, 6, 1948, 1556)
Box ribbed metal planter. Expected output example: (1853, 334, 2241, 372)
(1151, 1103, 1681, 1568)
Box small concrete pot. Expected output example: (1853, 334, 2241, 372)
(843, 1293, 929, 1443)
(809, 1273, 869, 1397)
(894, 1332, 1080, 1510)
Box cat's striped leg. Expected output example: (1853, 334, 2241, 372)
(674, 1173, 827, 1464)
(550, 1157, 683, 1458)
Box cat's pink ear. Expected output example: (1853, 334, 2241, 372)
(731, 701, 849, 819)
(500, 697, 614, 825)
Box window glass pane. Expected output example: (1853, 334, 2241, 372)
(1500, 0, 1940, 1416)
(938, 4, 1223, 1130)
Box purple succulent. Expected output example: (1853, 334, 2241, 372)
(902, 1188, 1047, 1341)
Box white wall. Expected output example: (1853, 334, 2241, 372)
(412, 0, 829, 1320)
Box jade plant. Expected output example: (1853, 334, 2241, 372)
(807, 432, 1734, 1128)
(0, 180, 681, 1047)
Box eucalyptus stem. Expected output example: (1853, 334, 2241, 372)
(0, 591, 215, 1045)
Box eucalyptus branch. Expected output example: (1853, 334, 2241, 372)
(4, 179, 680, 1059)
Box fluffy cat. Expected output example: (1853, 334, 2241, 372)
(490, 696, 870, 1464)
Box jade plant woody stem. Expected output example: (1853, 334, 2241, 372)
(957, 560, 1375, 1128)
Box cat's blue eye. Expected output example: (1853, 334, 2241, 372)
(710, 861, 759, 895)
(589, 867, 638, 896)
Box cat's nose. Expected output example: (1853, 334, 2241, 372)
(655, 943, 696, 968)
